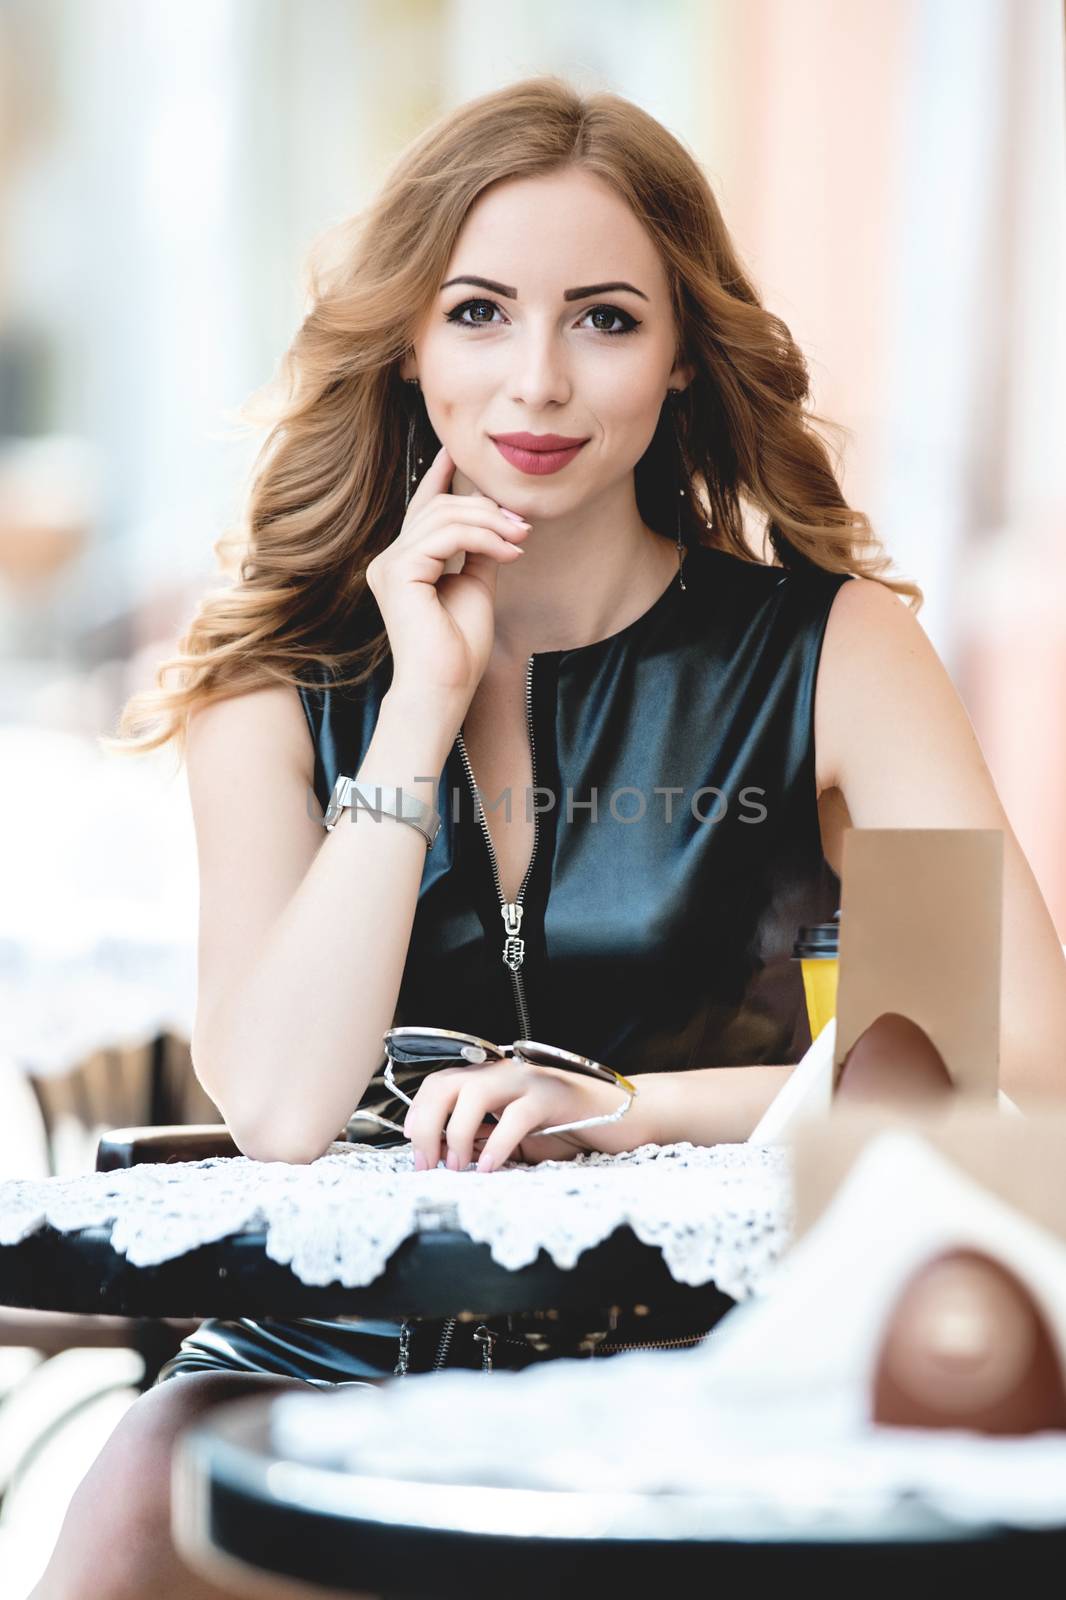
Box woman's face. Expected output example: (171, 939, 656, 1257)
(403, 167, 692, 514)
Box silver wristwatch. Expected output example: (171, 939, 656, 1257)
(322, 776, 441, 848)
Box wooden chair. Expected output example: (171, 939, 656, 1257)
(0, 1031, 218, 1509)
(25, 1032, 221, 1177)
(95, 1124, 241, 1170)
(94, 1115, 400, 1171)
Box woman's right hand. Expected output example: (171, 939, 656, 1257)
(364, 444, 530, 707)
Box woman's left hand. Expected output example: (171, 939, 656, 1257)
(402, 1059, 628, 1173)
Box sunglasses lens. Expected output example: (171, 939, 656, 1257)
(514, 1040, 568, 1069)
(386, 1031, 463, 1063)
(514, 1039, 614, 1085)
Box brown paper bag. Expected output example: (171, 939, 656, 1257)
(833, 828, 1004, 1098)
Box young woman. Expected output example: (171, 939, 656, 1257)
(33, 75, 1066, 1600)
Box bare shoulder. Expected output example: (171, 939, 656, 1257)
(813, 576, 945, 800)
(185, 681, 315, 789)
(811, 569, 1025, 880)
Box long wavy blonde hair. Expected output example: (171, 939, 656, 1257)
(105, 73, 921, 760)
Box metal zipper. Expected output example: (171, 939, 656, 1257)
(431, 1316, 457, 1371)
(445, 665, 539, 1381)
(454, 655, 540, 1040)
(590, 1331, 710, 1355)
(458, 1326, 713, 1362)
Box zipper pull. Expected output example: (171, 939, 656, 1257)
(473, 1324, 497, 1373)
(501, 902, 525, 972)
(393, 1318, 412, 1377)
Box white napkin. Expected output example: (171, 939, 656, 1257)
(747, 1016, 838, 1142)
(270, 1131, 1066, 1530)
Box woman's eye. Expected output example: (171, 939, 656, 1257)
(445, 298, 503, 328)
(580, 304, 639, 336)
(444, 299, 640, 337)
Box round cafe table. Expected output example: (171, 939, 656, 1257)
(0, 1137, 760, 1327)
(172, 1394, 1066, 1599)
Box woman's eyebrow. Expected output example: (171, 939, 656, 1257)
(440, 274, 649, 302)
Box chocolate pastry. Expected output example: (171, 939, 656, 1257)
(871, 1247, 1066, 1435)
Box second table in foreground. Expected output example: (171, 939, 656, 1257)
(173, 1395, 1066, 1600)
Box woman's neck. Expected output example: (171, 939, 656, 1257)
(488, 519, 679, 662)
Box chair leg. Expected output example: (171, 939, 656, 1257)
(0, 1372, 141, 1517)
(0, 1321, 190, 1516)
(25, 1075, 59, 1177)
(148, 1031, 170, 1126)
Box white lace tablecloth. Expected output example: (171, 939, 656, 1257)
(0, 1141, 790, 1301)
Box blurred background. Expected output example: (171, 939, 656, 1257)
(0, 1, 1063, 1591)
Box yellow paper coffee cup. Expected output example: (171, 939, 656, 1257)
(792, 911, 840, 1041)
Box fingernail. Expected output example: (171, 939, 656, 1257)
(446, 1150, 459, 1171)
(477, 1154, 495, 1173)
(500, 508, 531, 525)
(413, 1149, 427, 1171)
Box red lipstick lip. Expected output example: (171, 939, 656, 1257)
(490, 431, 589, 451)
(491, 437, 587, 476)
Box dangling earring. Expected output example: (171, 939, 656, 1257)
(665, 388, 688, 592)
(403, 377, 423, 510)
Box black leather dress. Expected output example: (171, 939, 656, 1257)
(158, 539, 852, 1384)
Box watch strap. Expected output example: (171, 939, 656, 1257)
(323, 776, 441, 848)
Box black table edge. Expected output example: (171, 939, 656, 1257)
(0, 1220, 740, 1321)
(169, 1395, 1066, 1599)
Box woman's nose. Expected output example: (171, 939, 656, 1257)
(506, 336, 572, 406)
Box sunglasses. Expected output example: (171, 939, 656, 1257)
(353, 1025, 637, 1142)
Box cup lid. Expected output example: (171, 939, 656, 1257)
(792, 908, 840, 959)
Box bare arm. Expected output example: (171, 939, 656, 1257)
(812, 578, 1066, 1106)
(188, 681, 463, 1163)
(186, 445, 532, 1163)
(572, 1064, 797, 1153)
